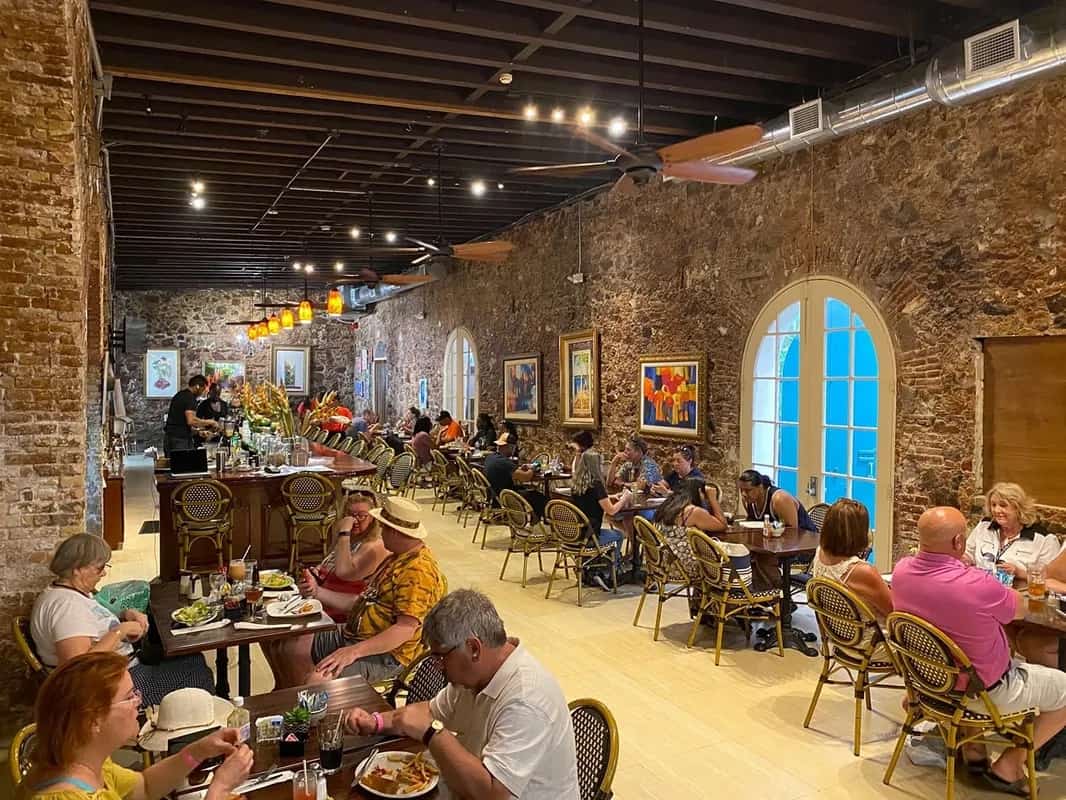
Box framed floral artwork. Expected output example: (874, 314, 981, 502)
(202, 360, 245, 395)
(502, 353, 541, 423)
(559, 329, 599, 428)
(272, 345, 311, 395)
(145, 348, 180, 399)
(638, 354, 703, 441)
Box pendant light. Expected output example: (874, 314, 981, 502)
(297, 253, 314, 324)
(326, 287, 343, 317)
(257, 319, 269, 338)
(247, 323, 259, 341)
(268, 313, 281, 335)
(281, 306, 295, 329)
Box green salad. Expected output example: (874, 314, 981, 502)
(173, 600, 215, 626)
(260, 572, 293, 589)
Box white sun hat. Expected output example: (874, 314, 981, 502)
(138, 688, 233, 752)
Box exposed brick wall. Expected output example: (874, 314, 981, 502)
(113, 290, 357, 449)
(0, 0, 103, 725)
(352, 76, 1066, 559)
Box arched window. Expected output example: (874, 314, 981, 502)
(443, 327, 478, 422)
(741, 277, 896, 567)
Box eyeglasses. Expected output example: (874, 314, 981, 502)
(351, 512, 372, 521)
(428, 645, 458, 665)
(95, 562, 112, 574)
(112, 688, 142, 708)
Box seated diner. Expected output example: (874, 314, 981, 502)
(811, 498, 892, 619)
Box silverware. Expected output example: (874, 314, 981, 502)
(242, 761, 280, 790)
(353, 745, 380, 787)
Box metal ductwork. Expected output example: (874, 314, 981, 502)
(330, 261, 445, 321)
(718, 6, 1066, 167)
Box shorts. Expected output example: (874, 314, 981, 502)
(310, 627, 403, 683)
(971, 661, 1066, 715)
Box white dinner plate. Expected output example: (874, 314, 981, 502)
(265, 598, 322, 619)
(170, 604, 221, 627)
(258, 570, 295, 590)
(737, 520, 766, 529)
(354, 751, 439, 798)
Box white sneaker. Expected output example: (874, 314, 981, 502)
(592, 574, 610, 591)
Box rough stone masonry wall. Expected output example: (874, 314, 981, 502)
(113, 291, 358, 449)
(352, 75, 1066, 558)
(0, 0, 103, 725)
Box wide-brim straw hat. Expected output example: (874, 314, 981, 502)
(369, 496, 428, 540)
(139, 688, 233, 752)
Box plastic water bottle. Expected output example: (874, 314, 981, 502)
(763, 514, 771, 537)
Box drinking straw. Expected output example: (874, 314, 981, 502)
(241, 545, 252, 561)
(333, 712, 344, 740)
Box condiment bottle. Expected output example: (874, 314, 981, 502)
(227, 696, 251, 743)
(763, 514, 772, 537)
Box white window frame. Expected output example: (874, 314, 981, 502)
(443, 326, 478, 424)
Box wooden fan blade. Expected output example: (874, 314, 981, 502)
(509, 161, 617, 177)
(225, 321, 260, 325)
(662, 161, 756, 185)
(611, 173, 638, 197)
(657, 124, 763, 165)
(572, 127, 633, 159)
(252, 302, 298, 308)
(452, 240, 514, 261)
(380, 274, 436, 285)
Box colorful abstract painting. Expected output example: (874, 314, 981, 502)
(503, 353, 541, 422)
(559, 329, 599, 428)
(145, 349, 180, 399)
(638, 354, 703, 440)
(203, 360, 245, 399)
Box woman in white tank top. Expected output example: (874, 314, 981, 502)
(811, 499, 892, 621)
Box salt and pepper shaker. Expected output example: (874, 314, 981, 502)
(179, 574, 191, 598)
(188, 574, 202, 600)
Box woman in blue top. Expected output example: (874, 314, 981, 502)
(737, 469, 816, 531)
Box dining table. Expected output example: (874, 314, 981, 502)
(1021, 599, 1066, 670)
(150, 580, 337, 698)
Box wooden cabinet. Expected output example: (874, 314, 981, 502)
(102, 469, 125, 551)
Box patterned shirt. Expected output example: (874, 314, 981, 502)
(343, 545, 446, 667)
(618, 456, 663, 486)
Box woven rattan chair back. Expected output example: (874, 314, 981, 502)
(499, 489, 534, 534)
(13, 616, 44, 676)
(372, 447, 394, 482)
(365, 442, 388, 464)
(633, 515, 686, 582)
(173, 479, 232, 524)
(391, 653, 448, 707)
(705, 481, 722, 502)
(469, 465, 493, 500)
(338, 436, 357, 454)
(807, 577, 883, 653)
(569, 698, 619, 800)
(385, 452, 415, 491)
(532, 452, 551, 466)
(281, 472, 336, 515)
(886, 612, 970, 705)
(545, 499, 592, 550)
(350, 439, 368, 459)
(687, 530, 732, 590)
(10, 723, 35, 787)
(323, 432, 342, 449)
(807, 502, 831, 533)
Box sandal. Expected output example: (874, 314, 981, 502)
(963, 757, 989, 774)
(980, 770, 1030, 797)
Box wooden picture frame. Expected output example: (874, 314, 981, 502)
(271, 345, 311, 395)
(559, 329, 599, 429)
(638, 353, 704, 441)
(145, 348, 180, 399)
(502, 353, 542, 423)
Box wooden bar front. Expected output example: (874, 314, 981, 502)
(155, 454, 376, 580)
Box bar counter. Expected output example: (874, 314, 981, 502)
(154, 452, 376, 580)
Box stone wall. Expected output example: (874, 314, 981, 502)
(113, 291, 358, 448)
(0, 0, 104, 724)
(351, 75, 1066, 557)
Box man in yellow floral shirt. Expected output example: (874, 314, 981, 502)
(308, 496, 446, 683)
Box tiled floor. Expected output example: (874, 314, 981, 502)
(110, 457, 1066, 799)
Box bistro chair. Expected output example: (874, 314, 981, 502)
(531, 451, 551, 466)
(568, 698, 619, 800)
(807, 502, 831, 532)
(337, 436, 357, 454)
(10, 723, 35, 787)
(453, 457, 477, 526)
(498, 489, 556, 587)
(349, 438, 368, 460)
(544, 499, 617, 606)
(430, 450, 463, 513)
(686, 529, 783, 665)
(803, 577, 902, 756)
(12, 616, 45, 678)
(704, 481, 722, 503)
(365, 442, 389, 467)
(323, 432, 343, 449)
(388, 652, 448, 708)
(883, 612, 1038, 800)
(789, 502, 833, 594)
(631, 516, 694, 641)
(382, 451, 416, 497)
(369, 446, 394, 492)
(468, 467, 509, 549)
(171, 479, 233, 573)
(280, 472, 339, 573)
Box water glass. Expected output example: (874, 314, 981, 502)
(1029, 561, 1048, 600)
(318, 713, 344, 775)
(292, 766, 320, 800)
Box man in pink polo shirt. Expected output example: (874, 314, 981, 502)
(893, 506, 1066, 793)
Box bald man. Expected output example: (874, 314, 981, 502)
(892, 507, 1066, 792)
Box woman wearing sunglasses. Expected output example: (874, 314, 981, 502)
(20, 651, 252, 800)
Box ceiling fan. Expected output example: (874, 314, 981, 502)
(332, 194, 436, 291)
(509, 0, 763, 195)
(226, 272, 281, 325)
(407, 146, 514, 267)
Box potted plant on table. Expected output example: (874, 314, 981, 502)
(280, 705, 311, 757)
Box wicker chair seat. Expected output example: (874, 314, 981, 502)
(726, 586, 779, 602)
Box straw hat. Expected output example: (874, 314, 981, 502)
(369, 496, 428, 540)
(139, 688, 233, 752)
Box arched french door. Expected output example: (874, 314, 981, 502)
(443, 327, 478, 423)
(741, 277, 896, 568)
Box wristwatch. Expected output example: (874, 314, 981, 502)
(421, 719, 444, 745)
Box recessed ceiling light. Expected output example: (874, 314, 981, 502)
(334, 261, 344, 272)
(608, 116, 627, 138)
(499, 72, 513, 85)
(385, 231, 397, 243)
(471, 180, 486, 197)
(293, 261, 302, 270)
(190, 196, 206, 210)
(191, 180, 205, 194)
(427, 177, 436, 187)
(305, 264, 314, 273)
(578, 107, 595, 127)
(523, 103, 538, 121)
(267, 208, 279, 215)
(349, 226, 360, 238)
(551, 107, 565, 123)
(320, 225, 331, 231)
(497, 182, 505, 190)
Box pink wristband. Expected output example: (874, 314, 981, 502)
(181, 750, 202, 770)
(372, 712, 384, 734)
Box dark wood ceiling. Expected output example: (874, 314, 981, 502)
(92, 0, 1037, 290)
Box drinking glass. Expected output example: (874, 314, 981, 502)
(244, 583, 263, 620)
(318, 713, 344, 775)
(292, 766, 320, 800)
(1029, 561, 1047, 600)
(228, 558, 247, 583)
(209, 572, 227, 600)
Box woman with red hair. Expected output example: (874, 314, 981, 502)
(20, 652, 252, 800)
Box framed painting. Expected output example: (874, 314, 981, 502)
(145, 348, 180, 399)
(638, 354, 703, 441)
(203, 360, 245, 395)
(502, 353, 541, 422)
(418, 377, 429, 411)
(272, 345, 311, 395)
(559, 329, 599, 429)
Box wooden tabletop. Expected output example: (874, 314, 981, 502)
(155, 453, 376, 488)
(150, 581, 337, 658)
(720, 525, 820, 558)
(1022, 598, 1066, 635)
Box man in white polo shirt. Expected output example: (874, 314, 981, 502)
(345, 589, 579, 800)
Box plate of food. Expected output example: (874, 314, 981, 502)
(259, 570, 295, 590)
(355, 751, 439, 798)
(265, 597, 322, 619)
(171, 600, 220, 627)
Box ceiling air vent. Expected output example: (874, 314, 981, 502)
(789, 98, 824, 139)
(965, 20, 1020, 75)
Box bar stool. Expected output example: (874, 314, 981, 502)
(172, 479, 233, 573)
(280, 472, 338, 573)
